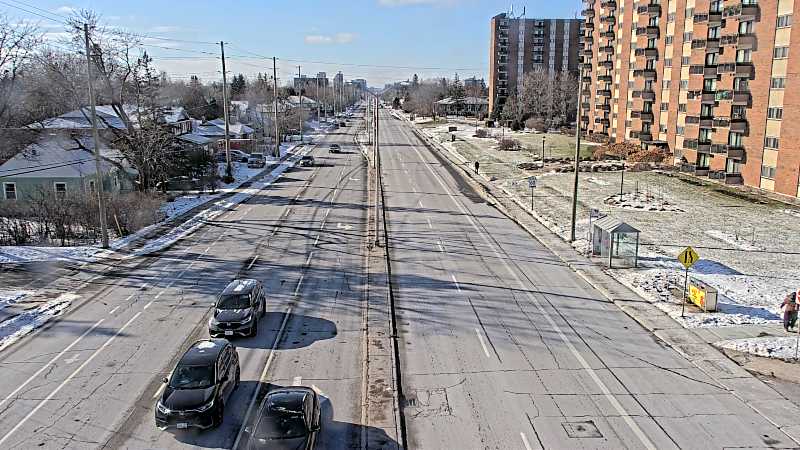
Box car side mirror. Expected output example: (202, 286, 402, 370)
(162, 377, 169, 384)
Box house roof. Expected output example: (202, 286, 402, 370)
(593, 216, 640, 234)
(0, 132, 127, 179)
(203, 119, 254, 136)
(287, 95, 318, 106)
(163, 107, 190, 124)
(177, 133, 213, 145)
(435, 96, 489, 106)
(29, 105, 194, 130)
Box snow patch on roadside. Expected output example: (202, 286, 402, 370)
(0, 290, 33, 312)
(0, 293, 77, 352)
(718, 337, 800, 360)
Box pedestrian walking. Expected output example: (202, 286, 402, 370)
(780, 291, 798, 331)
(474, 161, 480, 175)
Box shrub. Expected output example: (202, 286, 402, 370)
(474, 129, 489, 138)
(498, 138, 522, 151)
(510, 120, 523, 131)
(524, 118, 547, 132)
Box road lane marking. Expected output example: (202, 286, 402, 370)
(427, 218, 433, 229)
(450, 274, 461, 292)
(314, 234, 321, 246)
(292, 376, 302, 386)
(232, 306, 293, 449)
(475, 329, 491, 358)
(63, 354, 80, 364)
(407, 137, 658, 450)
(0, 312, 142, 447)
(293, 275, 305, 297)
(521, 432, 533, 450)
(418, 199, 424, 208)
(152, 383, 166, 399)
(108, 305, 121, 315)
(204, 246, 211, 254)
(247, 255, 259, 270)
(437, 240, 444, 253)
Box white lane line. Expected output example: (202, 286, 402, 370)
(314, 234, 321, 246)
(450, 274, 461, 292)
(143, 300, 154, 310)
(475, 329, 492, 358)
(293, 275, 305, 297)
(152, 383, 166, 400)
(232, 306, 293, 449)
(241, 209, 250, 217)
(139, 282, 149, 291)
(247, 255, 259, 270)
(0, 312, 142, 448)
(411, 186, 418, 193)
(204, 246, 211, 254)
(0, 317, 107, 414)
(437, 240, 444, 253)
(305, 252, 314, 266)
(108, 305, 121, 315)
(418, 199, 424, 208)
(426, 218, 433, 229)
(292, 376, 302, 386)
(408, 140, 658, 450)
(521, 432, 533, 450)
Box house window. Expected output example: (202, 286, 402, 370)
(683, 32, 693, 43)
(736, 49, 752, 63)
(771, 77, 786, 89)
(3, 182, 16, 200)
(678, 103, 687, 112)
(761, 165, 777, 179)
(777, 15, 793, 28)
(677, 126, 685, 135)
(54, 182, 67, 199)
(768, 107, 783, 119)
(774, 46, 790, 59)
(764, 136, 780, 149)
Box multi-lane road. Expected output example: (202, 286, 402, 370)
(0, 106, 797, 449)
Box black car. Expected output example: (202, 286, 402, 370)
(299, 155, 315, 167)
(209, 279, 266, 338)
(328, 144, 341, 153)
(155, 339, 240, 430)
(246, 387, 321, 449)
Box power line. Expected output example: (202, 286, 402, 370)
(4, 0, 67, 22)
(0, 0, 64, 24)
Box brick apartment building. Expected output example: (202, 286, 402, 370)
(488, 13, 583, 117)
(581, 0, 800, 199)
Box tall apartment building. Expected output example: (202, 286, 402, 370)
(488, 13, 583, 116)
(581, 0, 800, 199)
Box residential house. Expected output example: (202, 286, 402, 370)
(0, 131, 136, 202)
(434, 97, 489, 118)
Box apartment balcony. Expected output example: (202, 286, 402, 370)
(595, 117, 610, 126)
(597, 89, 612, 97)
(735, 62, 754, 78)
(709, 170, 744, 184)
(685, 115, 700, 124)
(637, 132, 653, 142)
(581, 102, 591, 110)
(708, 11, 723, 24)
(582, 75, 592, 83)
(583, 49, 594, 57)
(597, 104, 611, 111)
(585, 22, 595, 30)
(583, 63, 594, 70)
(600, 15, 616, 24)
(600, 45, 614, 53)
(701, 91, 717, 103)
(646, 26, 660, 38)
(733, 91, 752, 105)
(730, 117, 748, 133)
(713, 118, 730, 128)
(601, 30, 616, 39)
(635, 47, 659, 58)
(689, 65, 706, 75)
(633, 68, 657, 79)
(598, 74, 613, 82)
(585, 36, 594, 45)
(600, 0, 617, 8)
(639, 111, 655, 122)
(706, 38, 720, 50)
(691, 39, 707, 50)
(641, 90, 656, 100)
(699, 116, 714, 127)
(582, 8, 595, 17)
(710, 144, 727, 154)
(647, 3, 662, 15)
(717, 63, 736, 74)
(697, 141, 712, 153)
(600, 60, 614, 69)
(737, 33, 757, 50)
(721, 34, 738, 46)
(741, 3, 760, 18)
(704, 66, 719, 77)
(726, 146, 745, 159)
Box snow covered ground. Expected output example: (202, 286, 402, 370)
(0, 142, 305, 264)
(0, 291, 77, 352)
(719, 336, 800, 361)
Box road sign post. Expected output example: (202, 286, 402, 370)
(677, 246, 700, 318)
(528, 176, 537, 210)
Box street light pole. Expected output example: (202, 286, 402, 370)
(298, 65, 303, 144)
(220, 41, 233, 182)
(83, 23, 109, 249)
(569, 68, 584, 243)
(272, 56, 280, 158)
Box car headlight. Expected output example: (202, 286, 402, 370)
(241, 313, 253, 323)
(156, 401, 171, 415)
(196, 399, 214, 412)
(208, 317, 219, 327)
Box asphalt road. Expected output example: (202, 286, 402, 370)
(379, 109, 797, 449)
(0, 116, 379, 449)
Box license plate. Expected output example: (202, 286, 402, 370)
(224, 331, 233, 336)
(176, 423, 188, 429)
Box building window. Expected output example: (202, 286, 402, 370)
(681, 56, 691, 66)
(777, 15, 793, 28)
(698, 153, 711, 168)
(734, 77, 750, 91)
(660, 124, 668, 133)
(663, 79, 671, 88)
(660, 102, 669, 111)
(705, 52, 719, 65)
(677, 126, 685, 135)
(771, 77, 786, 89)
(761, 165, 777, 179)
(768, 107, 783, 119)
(678, 103, 687, 112)
(680, 80, 689, 90)
(683, 32, 693, 42)
(627, 100, 634, 108)
(665, 35, 674, 45)
(727, 158, 742, 174)
(54, 182, 67, 199)
(736, 49, 752, 63)
(665, 59, 672, 67)
(667, 12, 676, 23)
(685, 8, 695, 18)
(739, 21, 754, 34)
(729, 132, 743, 147)
(774, 46, 790, 59)
(764, 136, 780, 149)
(3, 182, 16, 200)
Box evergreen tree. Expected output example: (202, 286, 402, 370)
(412, 73, 419, 87)
(230, 73, 247, 99)
(449, 73, 466, 116)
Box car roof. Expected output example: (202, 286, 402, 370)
(220, 278, 259, 295)
(179, 339, 228, 366)
(264, 388, 313, 413)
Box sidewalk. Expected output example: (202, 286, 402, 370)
(395, 111, 800, 444)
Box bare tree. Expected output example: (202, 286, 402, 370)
(0, 14, 43, 127)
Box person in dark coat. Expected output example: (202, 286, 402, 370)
(780, 291, 798, 331)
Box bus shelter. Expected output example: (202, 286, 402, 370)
(591, 216, 640, 268)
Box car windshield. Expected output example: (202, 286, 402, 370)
(255, 412, 308, 440)
(251, 154, 263, 159)
(217, 293, 250, 309)
(169, 364, 214, 389)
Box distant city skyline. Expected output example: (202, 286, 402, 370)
(4, 1, 582, 86)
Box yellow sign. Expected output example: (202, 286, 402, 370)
(688, 284, 706, 309)
(677, 246, 699, 269)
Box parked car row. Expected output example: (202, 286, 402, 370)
(155, 278, 321, 449)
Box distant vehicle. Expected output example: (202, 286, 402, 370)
(328, 143, 341, 153)
(299, 155, 315, 167)
(208, 279, 266, 338)
(247, 153, 266, 168)
(155, 339, 240, 430)
(339, 121, 347, 127)
(245, 387, 321, 450)
(215, 150, 249, 163)
(157, 176, 200, 192)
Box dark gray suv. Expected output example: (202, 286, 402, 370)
(208, 279, 266, 338)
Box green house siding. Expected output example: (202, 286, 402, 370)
(1, 170, 133, 202)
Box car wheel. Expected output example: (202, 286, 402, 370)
(234, 367, 240, 389)
(213, 402, 224, 428)
(250, 319, 258, 337)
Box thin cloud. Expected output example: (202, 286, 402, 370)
(53, 5, 76, 15)
(304, 33, 357, 45)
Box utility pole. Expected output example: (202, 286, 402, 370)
(569, 70, 584, 242)
(316, 75, 321, 124)
(272, 57, 280, 158)
(220, 41, 233, 182)
(297, 65, 303, 144)
(83, 23, 109, 249)
(374, 95, 380, 247)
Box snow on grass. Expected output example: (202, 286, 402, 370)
(0, 290, 33, 312)
(0, 293, 77, 352)
(604, 192, 684, 212)
(704, 229, 761, 251)
(718, 337, 800, 361)
(586, 177, 610, 186)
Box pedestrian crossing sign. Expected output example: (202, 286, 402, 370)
(677, 246, 699, 269)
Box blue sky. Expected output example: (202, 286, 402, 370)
(6, 0, 580, 86)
